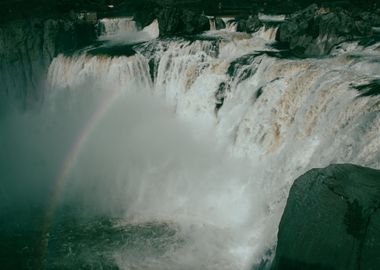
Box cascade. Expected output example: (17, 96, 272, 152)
(97, 17, 159, 43)
(142, 19, 160, 39)
(208, 17, 217, 31)
(254, 25, 279, 42)
(98, 17, 137, 38)
(222, 17, 238, 32)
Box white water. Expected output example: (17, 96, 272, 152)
(44, 26, 380, 269)
(220, 17, 237, 32)
(258, 13, 286, 22)
(254, 26, 279, 42)
(208, 17, 217, 31)
(98, 17, 137, 38)
(98, 17, 159, 44)
(207, 17, 239, 33)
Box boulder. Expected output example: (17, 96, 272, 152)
(271, 164, 380, 270)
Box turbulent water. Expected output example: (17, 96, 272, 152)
(1, 16, 380, 270)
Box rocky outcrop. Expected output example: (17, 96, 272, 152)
(271, 164, 380, 270)
(276, 4, 373, 56)
(131, 1, 161, 30)
(134, 5, 210, 36)
(0, 18, 96, 104)
(156, 7, 210, 36)
(236, 15, 263, 33)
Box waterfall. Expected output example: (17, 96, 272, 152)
(209, 17, 217, 31)
(222, 17, 237, 32)
(10, 22, 380, 270)
(98, 17, 137, 38)
(254, 25, 279, 42)
(142, 19, 160, 39)
(47, 54, 153, 92)
(97, 17, 159, 43)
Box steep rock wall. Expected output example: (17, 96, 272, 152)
(0, 18, 96, 105)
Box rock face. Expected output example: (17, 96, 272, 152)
(271, 164, 380, 270)
(236, 15, 263, 33)
(0, 18, 96, 104)
(276, 4, 373, 56)
(156, 7, 210, 36)
(134, 6, 210, 36)
(215, 18, 226, 30)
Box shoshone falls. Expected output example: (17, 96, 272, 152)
(1, 1, 380, 270)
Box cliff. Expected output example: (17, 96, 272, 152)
(272, 164, 380, 270)
(0, 18, 96, 105)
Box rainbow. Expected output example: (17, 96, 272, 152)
(40, 89, 121, 268)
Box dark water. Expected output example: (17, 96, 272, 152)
(1, 206, 182, 270)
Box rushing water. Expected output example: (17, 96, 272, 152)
(1, 16, 380, 270)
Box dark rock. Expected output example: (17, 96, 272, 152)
(132, 2, 161, 29)
(56, 20, 97, 53)
(0, 18, 96, 104)
(215, 82, 227, 112)
(276, 4, 373, 56)
(227, 53, 262, 84)
(215, 17, 226, 30)
(256, 87, 263, 99)
(360, 10, 380, 27)
(236, 14, 263, 33)
(271, 164, 380, 270)
(157, 7, 210, 36)
(208, 17, 226, 30)
(352, 79, 380, 98)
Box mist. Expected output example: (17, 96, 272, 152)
(0, 78, 261, 268)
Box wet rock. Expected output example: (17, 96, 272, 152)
(271, 164, 380, 270)
(215, 82, 227, 112)
(352, 79, 380, 98)
(157, 7, 209, 36)
(236, 14, 262, 33)
(276, 4, 373, 56)
(215, 18, 226, 30)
